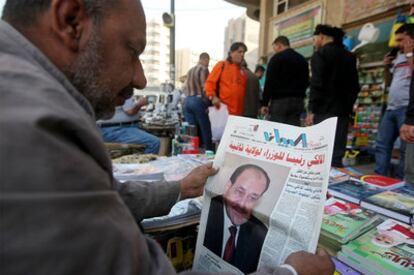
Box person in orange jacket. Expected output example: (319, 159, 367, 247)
(205, 42, 248, 116)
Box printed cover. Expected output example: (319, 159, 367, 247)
(341, 219, 414, 275)
(358, 175, 404, 190)
(322, 198, 379, 242)
(328, 180, 383, 204)
(331, 256, 361, 275)
(362, 185, 414, 216)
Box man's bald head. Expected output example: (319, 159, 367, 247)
(2, 0, 118, 28)
(2, 0, 148, 120)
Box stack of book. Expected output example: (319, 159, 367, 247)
(328, 179, 384, 204)
(361, 185, 414, 224)
(331, 256, 361, 275)
(338, 219, 414, 275)
(328, 175, 405, 205)
(319, 198, 382, 253)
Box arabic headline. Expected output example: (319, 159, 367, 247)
(228, 141, 326, 168)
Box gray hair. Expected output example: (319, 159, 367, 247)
(2, 0, 117, 27)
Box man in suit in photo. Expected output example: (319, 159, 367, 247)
(203, 164, 270, 274)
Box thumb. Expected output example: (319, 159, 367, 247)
(316, 248, 329, 257)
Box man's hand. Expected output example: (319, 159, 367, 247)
(400, 124, 414, 143)
(285, 249, 334, 275)
(179, 163, 218, 199)
(260, 106, 269, 116)
(305, 113, 314, 126)
(211, 95, 221, 109)
(384, 53, 394, 67)
(136, 96, 149, 107)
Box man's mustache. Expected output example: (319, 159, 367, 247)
(225, 198, 249, 216)
(119, 86, 134, 99)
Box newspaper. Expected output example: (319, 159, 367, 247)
(193, 116, 337, 274)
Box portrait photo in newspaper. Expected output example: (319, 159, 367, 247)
(202, 153, 290, 274)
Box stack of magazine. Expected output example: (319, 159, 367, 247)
(319, 198, 382, 253)
(328, 174, 406, 205)
(328, 179, 384, 204)
(338, 219, 414, 275)
(361, 185, 414, 224)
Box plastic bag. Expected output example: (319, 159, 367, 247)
(208, 103, 229, 141)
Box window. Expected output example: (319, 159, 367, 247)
(275, 0, 288, 15)
(289, 0, 308, 8)
(274, 0, 309, 15)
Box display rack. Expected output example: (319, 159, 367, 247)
(347, 63, 385, 150)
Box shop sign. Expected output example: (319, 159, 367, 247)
(273, 6, 322, 44)
(344, 0, 409, 24)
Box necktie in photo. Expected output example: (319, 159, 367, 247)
(223, 225, 237, 262)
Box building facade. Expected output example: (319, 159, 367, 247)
(225, 0, 410, 61)
(224, 14, 260, 69)
(141, 19, 170, 88)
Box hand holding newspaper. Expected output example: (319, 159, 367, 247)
(193, 116, 337, 274)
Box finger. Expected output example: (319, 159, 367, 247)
(316, 248, 329, 257)
(211, 167, 219, 175)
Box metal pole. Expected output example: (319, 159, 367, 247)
(170, 0, 175, 86)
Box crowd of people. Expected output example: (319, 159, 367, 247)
(0, 0, 413, 274)
(183, 22, 414, 185)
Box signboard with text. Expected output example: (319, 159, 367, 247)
(273, 6, 322, 45)
(344, 0, 409, 24)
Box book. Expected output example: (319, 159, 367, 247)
(361, 185, 414, 224)
(339, 219, 414, 275)
(329, 167, 350, 184)
(321, 198, 381, 243)
(328, 179, 383, 204)
(331, 256, 361, 275)
(336, 167, 364, 178)
(355, 175, 405, 190)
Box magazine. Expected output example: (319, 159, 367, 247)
(322, 198, 381, 243)
(361, 185, 414, 224)
(193, 116, 337, 273)
(339, 219, 414, 275)
(331, 256, 361, 275)
(355, 175, 405, 190)
(328, 179, 383, 204)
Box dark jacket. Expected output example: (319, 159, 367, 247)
(262, 48, 309, 106)
(203, 196, 268, 274)
(243, 69, 261, 118)
(309, 42, 360, 116)
(407, 71, 414, 125)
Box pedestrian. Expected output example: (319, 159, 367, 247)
(242, 62, 261, 118)
(205, 42, 248, 116)
(254, 64, 266, 100)
(375, 24, 412, 179)
(399, 24, 414, 185)
(306, 25, 360, 167)
(183, 52, 214, 151)
(97, 95, 160, 154)
(261, 36, 309, 126)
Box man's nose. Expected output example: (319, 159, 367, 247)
(132, 61, 147, 89)
(238, 195, 250, 209)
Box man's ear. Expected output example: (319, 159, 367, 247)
(50, 0, 90, 52)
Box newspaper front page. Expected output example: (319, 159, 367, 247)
(193, 116, 337, 274)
